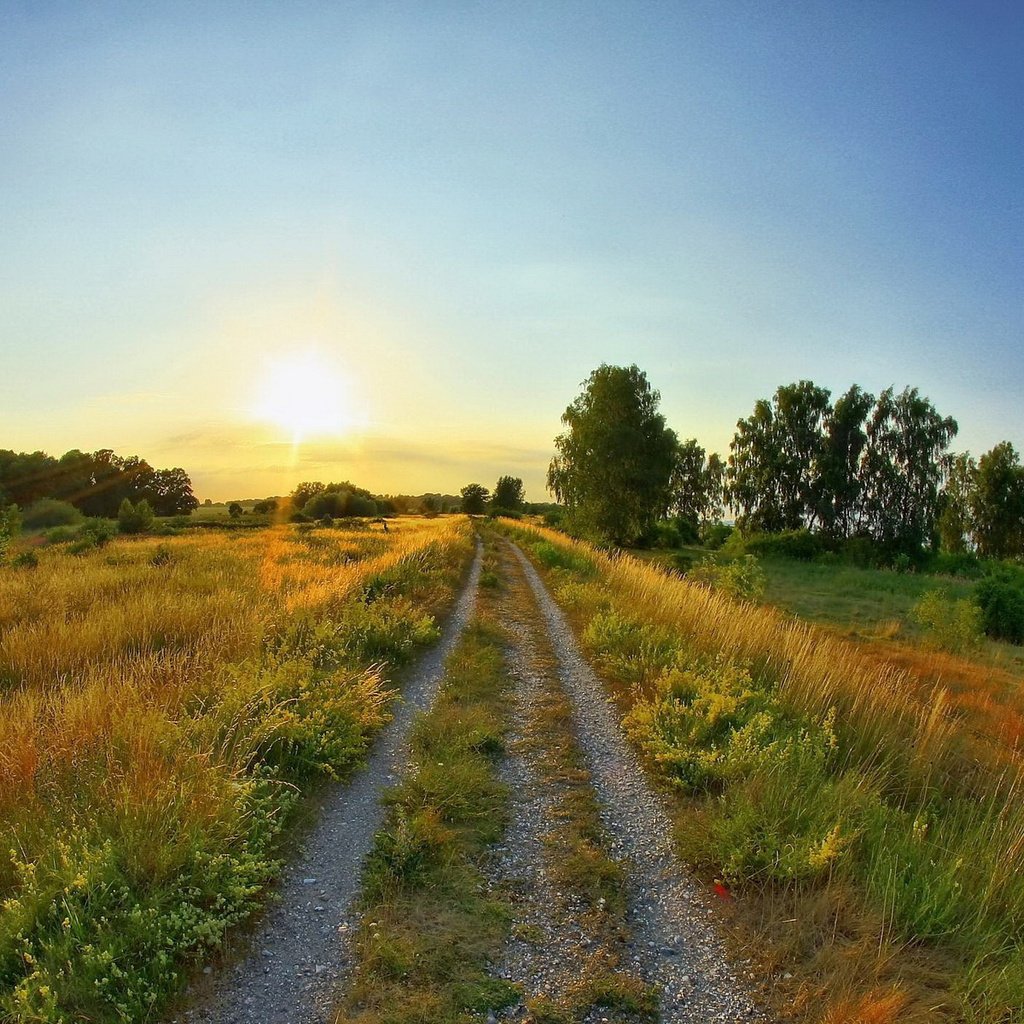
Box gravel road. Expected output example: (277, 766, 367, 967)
(509, 541, 763, 1023)
(175, 539, 483, 1024)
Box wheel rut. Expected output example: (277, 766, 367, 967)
(488, 545, 645, 1018)
(174, 539, 483, 1024)
(504, 539, 764, 1023)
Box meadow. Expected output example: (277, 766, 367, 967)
(500, 521, 1024, 1023)
(0, 517, 473, 1022)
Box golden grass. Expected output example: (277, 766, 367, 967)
(0, 517, 468, 821)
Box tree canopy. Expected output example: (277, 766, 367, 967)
(0, 448, 198, 518)
(460, 483, 489, 515)
(548, 364, 677, 545)
(492, 475, 526, 511)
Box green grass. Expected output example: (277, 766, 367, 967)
(333, 616, 519, 1024)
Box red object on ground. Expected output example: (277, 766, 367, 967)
(713, 880, 733, 901)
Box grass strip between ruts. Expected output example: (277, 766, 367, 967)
(334, 581, 519, 1023)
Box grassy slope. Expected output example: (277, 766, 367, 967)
(502, 522, 1024, 1024)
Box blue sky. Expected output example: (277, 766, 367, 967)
(1, 1, 1021, 500)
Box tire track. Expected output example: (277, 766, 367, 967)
(508, 540, 763, 1023)
(175, 539, 483, 1024)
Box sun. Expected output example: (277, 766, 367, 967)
(250, 351, 366, 443)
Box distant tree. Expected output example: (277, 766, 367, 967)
(148, 467, 199, 516)
(815, 385, 874, 539)
(460, 483, 489, 515)
(493, 475, 526, 511)
(203, 498, 213, 506)
(252, 498, 278, 515)
(669, 440, 724, 532)
(291, 482, 326, 510)
(726, 381, 830, 532)
(118, 498, 154, 534)
(227, 502, 244, 519)
(726, 398, 786, 532)
(938, 452, 977, 554)
(548, 364, 677, 546)
(972, 442, 1024, 559)
(858, 386, 957, 555)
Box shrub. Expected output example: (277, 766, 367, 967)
(11, 550, 38, 569)
(22, 498, 82, 530)
(911, 589, 983, 652)
(688, 555, 766, 601)
(542, 509, 565, 528)
(118, 498, 154, 534)
(975, 567, 1024, 644)
(228, 501, 244, 518)
(927, 551, 984, 579)
(700, 522, 733, 550)
(738, 529, 825, 561)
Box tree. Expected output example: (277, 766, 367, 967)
(460, 483, 489, 515)
(669, 440, 724, 533)
(726, 381, 830, 532)
(858, 387, 957, 555)
(493, 475, 526, 511)
(937, 452, 977, 554)
(972, 442, 1024, 559)
(227, 502, 244, 519)
(548, 364, 677, 545)
(815, 385, 874, 540)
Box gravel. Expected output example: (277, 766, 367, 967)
(509, 541, 765, 1023)
(175, 539, 483, 1024)
(487, 577, 611, 1005)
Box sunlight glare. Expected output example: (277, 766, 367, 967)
(250, 351, 366, 443)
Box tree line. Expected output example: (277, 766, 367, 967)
(548, 365, 1024, 559)
(0, 448, 198, 518)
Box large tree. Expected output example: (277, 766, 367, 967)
(726, 381, 830, 532)
(858, 386, 957, 554)
(460, 483, 489, 515)
(492, 475, 526, 511)
(547, 364, 677, 545)
(815, 385, 874, 539)
(669, 439, 724, 531)
(972, 442, 1024, 559)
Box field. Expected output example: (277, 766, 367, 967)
(0, 517, 473, 1021)
(502, 522, 1024, 1023)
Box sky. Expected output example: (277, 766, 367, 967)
(1, 1, 1021, 501)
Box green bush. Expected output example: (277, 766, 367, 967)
(736, 528, 825, 561)
(975, 567, 1024, 644)
(22, 499, 82, 530)
(911, 589, 983, 652)
(700, 522, 733, 550)
(118, 498, 154, 534)
(11, 550, 38, 569)
(927, 551, 984, 579)
(688, 555, 766, 601)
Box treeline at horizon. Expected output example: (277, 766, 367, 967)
(549, 366, 1024, 563)
(0, 448, 198, 519)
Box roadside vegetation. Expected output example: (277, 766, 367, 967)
(500, 520, 1024, 1023)
(0, 518, 473, 1023)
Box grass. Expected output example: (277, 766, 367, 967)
(0, 517, 473, 1023)
(333, 593, 519, 1022)
(499, 521, 1024, 1024)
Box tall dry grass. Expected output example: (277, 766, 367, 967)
(0, 517, 473, 1022)
(502, 521, 1024, 1022)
